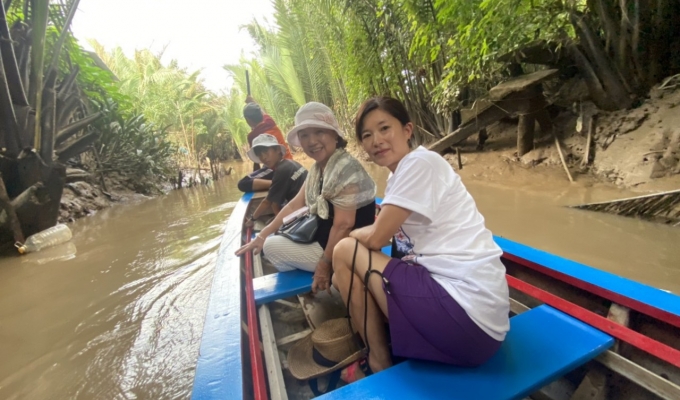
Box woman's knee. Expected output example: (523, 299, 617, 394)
(262, 235, 285, 260)
(237, 176, 253, 192)
(333, 237, 358, 267)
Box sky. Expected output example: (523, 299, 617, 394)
(71, 0, 276, 94)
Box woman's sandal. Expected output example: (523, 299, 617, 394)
(340, 358, 373, 384)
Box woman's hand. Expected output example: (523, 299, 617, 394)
(349, 226, 372, 247)
(235, 235, 265, 256)
(311, 259, 333, 295)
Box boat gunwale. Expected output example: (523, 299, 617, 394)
(495, 236, 680, 324)
(191, 192, 253, 400)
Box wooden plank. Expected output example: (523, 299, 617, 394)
(488, 69, 559, 101)
(428, 104, 509, 154)
(276, 329, 313, 347)
(510, 298, 530, 315)
(254, 254, 288, 400)
(428, 90, 535, 154)
(596, 351, 680, 399)
(460, 98, 494, 125)
(274, 299, 301, 309)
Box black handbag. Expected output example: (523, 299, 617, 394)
(277, 177, 323, 244)
(277, 210, 319, 243)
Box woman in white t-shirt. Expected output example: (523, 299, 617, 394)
(332, 97, 509, 378)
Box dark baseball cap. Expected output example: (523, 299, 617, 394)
(243, 102, 263, 120)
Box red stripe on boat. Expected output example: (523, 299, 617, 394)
(504, 253, 680, 330)
(507, 275, 680, 369)
(244, 228, 269, 400)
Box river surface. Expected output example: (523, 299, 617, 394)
(0, 160, 678, 399)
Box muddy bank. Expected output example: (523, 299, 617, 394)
(58, 171, 154, 223)
(445, 82, 680, 195)
(58, 166, 235, 223)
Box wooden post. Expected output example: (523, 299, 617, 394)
(554, 134, 574, 183)
(582, 115, 597, 167)
(517, 114, 535, 157)
(476, 128, 488, 151)
(456, 148, 463, 170)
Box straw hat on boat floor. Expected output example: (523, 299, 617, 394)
(288, 318, 365, 380)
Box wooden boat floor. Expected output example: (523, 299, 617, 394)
(260, 253, 352, 399)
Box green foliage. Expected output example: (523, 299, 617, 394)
(92, 98, 176, 192)
(91, 42, 233, 166)
(229, 0, 582, 139)
(422, 0, 576, 108)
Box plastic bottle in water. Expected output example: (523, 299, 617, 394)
(17, 224, 73, 254)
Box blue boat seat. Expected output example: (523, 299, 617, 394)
(318, 305, 614, 400)
(253, 269, 313, 305)
(254, 245, 392, 305)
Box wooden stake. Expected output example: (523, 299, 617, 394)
(554, 133, 574, 182)
(456, 147, 463, 170)
(582, 115, 596, 167)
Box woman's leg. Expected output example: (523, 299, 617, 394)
(332, 237, 394, 373)
(263, 235, 323, 272)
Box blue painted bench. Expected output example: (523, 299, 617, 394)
(253, 245, 392, 306)
(254, 269, 313, 305)
(318, 305, 614, 400)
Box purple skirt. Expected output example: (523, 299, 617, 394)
(383, 258, 502, 366)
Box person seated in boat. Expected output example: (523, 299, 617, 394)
(244, 134, 308, 227)
(237, 96, 293, 193)
(236, 102, 376, 295)
(332, 97, 509, 377)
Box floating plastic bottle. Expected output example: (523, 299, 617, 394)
(17, 224, 73, 254)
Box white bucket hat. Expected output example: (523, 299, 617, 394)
(287, 102, 344, 148)
(246, 134, 287, 164)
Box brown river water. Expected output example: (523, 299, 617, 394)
(1, 160, 678, 399)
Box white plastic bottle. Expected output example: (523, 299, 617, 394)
(17, 224, 73, 254)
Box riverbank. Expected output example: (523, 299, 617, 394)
(59, 82, 680, 224)
(446, 81, 680, 195)
(58, 168, 226, 223)
(58, 171, 158, 223)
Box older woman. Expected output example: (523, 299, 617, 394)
(332, 97, 509, 377)
(236, 102, 376, 294)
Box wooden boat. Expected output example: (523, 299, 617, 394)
(191, 192, 680, 400)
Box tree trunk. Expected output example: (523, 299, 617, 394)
(0, 2, 28, 107)
(570, 44, 618, 110)
(39, 87, 56, 164)
(0, 49, 20, 154)
(0, 172, 24, 244)
(571, 12, 633, 110)
(29, 0, 51, 152)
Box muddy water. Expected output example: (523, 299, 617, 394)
(0, 160, 679, 399)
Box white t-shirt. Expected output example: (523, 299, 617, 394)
(382, 146, 510, 340)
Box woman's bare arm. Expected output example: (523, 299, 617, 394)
(349, 204, 411, 250)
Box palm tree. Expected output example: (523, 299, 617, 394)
(0, 0, 103, 248)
